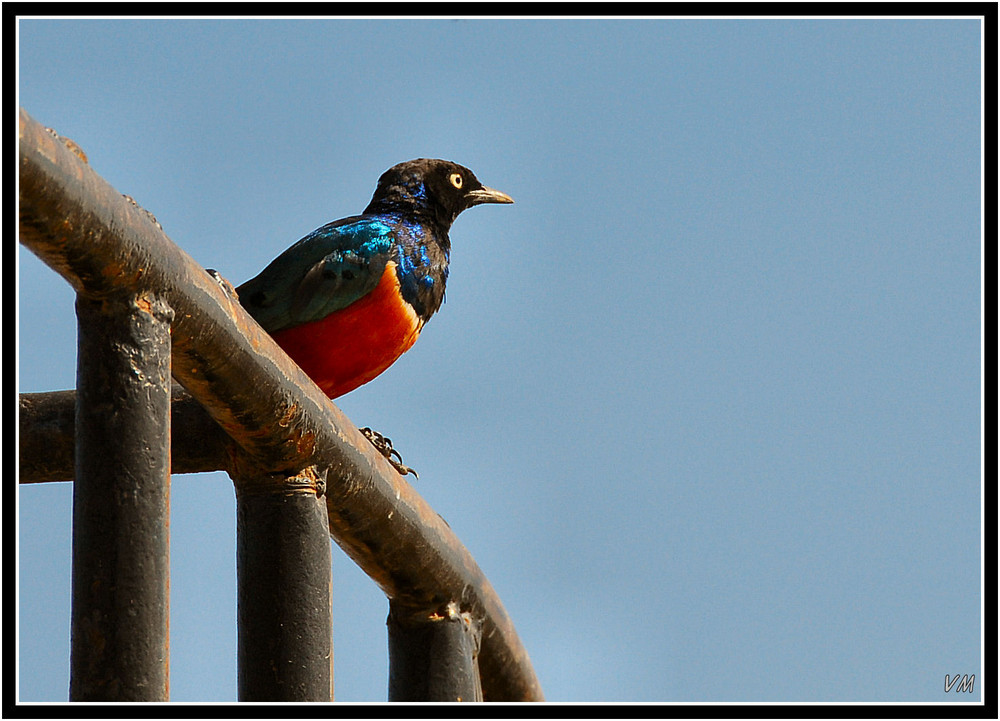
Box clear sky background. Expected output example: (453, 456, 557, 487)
(16, 17, 983, 704)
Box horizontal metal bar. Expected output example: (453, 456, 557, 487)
(19, 386, 228, 484)
(18, 108, 542, 702)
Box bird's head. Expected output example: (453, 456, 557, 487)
(364, 158, 513, 229)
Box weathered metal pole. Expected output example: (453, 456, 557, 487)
(387, 601, 483, 702)
(70, 292, 173, 701)
(20, 107, 543, 702)
(234, 466, 334, 701)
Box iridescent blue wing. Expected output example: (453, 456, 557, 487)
(237, 216, 396, 332)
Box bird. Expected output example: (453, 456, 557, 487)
(234, 159, 514, 475)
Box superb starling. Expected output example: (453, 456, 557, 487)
(235, 159, 514, 475)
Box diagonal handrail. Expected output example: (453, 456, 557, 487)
(18, 108, 543, 702)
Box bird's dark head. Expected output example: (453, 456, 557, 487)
(364, 158, 513, 229)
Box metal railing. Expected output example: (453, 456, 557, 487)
(17, 108, 543, 703)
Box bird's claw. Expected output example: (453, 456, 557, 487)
(360, 427, 418, 479)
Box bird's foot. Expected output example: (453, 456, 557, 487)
(206, 268, 239, 300)
(360, 427, 418, 479)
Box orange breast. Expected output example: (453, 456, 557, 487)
(271, 261, 423, 399)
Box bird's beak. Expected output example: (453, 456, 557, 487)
(466, 186, 514, 206)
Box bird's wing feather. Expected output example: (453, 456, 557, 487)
(237, 216, 396, 332)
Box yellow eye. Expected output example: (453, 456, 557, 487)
(449, 173, 463, 189)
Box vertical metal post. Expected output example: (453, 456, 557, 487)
(235, 469, 333, 701)
(387, 601, 483, 702)
(70, 293, 173, 701)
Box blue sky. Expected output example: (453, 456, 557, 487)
(17, 17, 983, 704)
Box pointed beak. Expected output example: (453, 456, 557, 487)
(465, 185, 514, 206)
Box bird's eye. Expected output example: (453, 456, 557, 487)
(448, 173, 463, 189)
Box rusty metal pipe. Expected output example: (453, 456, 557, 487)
(70, 292, 172, 701)
(235, 466, 334, 701)
(388, 601, 483, 702)
(19, 108, 542, 702)
(19, 386, 228, 484)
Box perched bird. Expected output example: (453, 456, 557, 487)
(235, 159, 513, 474)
